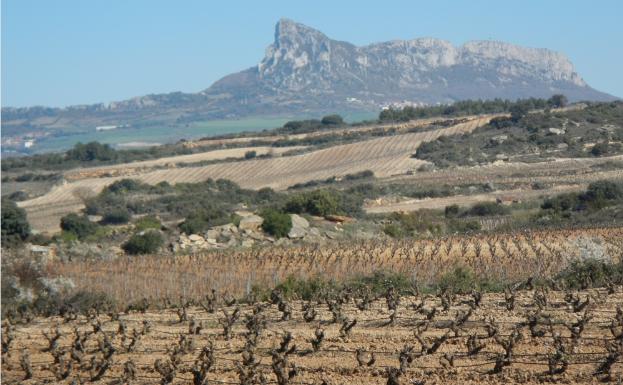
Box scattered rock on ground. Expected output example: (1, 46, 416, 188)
(239, 215, 264, 231)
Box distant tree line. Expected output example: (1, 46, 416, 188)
(379, 95, 568, 122)
(276, 114, 345, 135)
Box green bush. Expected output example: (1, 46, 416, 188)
(556, 258, 623, 289)
(444, 204, 460, 218)
(321, 114, 344, 126)
(60, 213, 98, 240)
(62, 290, 116, 315)
(1, 198, 30, 247)
(261, 209, 292, 238)
(244, 150, 257, 159)
(582, 180, 623, 205)
(100, 208, 131, 225)
(542, 192, 581, 212)
(383, 223, 404, 238)
(590, 142, 609, 156)
(467, 202, 510, 216)
(104, 178, 145, 194)
(285, 190, 339, 216)
(274, 275, 336, 300)
(438, 266, 478, 294)
(122, 231, 163, 255)
(179, 215, 209, 235)
(134, 216, 162, 231)
(65, 141, 117, 162)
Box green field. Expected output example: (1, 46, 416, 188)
(22, 111, 378, 154)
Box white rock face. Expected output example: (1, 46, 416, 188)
(288, 214, 310, 239)
(249, 18, 605, 106)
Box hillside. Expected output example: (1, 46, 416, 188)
(2, 19, 617, 155)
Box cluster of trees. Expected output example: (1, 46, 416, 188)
(284, 188, 363, 217)
(379, 95, 568, 122)
(65, 141, 118, 162)
(541, 180, 623, 215)
(276, 114, 345, 134)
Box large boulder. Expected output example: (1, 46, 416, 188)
(188, 234, 204, 242)
(290, 214, 310, 229)
(288, 214, 310, 239)
(238, 215, 264, 231)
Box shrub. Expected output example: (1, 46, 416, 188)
(438, 266, 478, 294)
(582, 180, 623, 204)
(244, 150, 257, 159)
(444, 204, 460, 218)
(348, 271, 414, 295)
(556, 259, 623, 289)
(285, 190, 339, 216)
(1, 198, 30, 247)
(447, 219, 481, 233)
(179, 216, 209, 235)
(541, 193, 581, 212)
(65, 141, 117, 162)
(62, 290, 116, 315)
(134, 216, 162, 231)
(548, 94, 568, 108)
(7, 191, 29, 201)
(383, 223, 404, 238)
(321, 114, 344, 126)
(274, 275, 336, 300)
(261, 209, 292, 238)
(467, 202, 510, 216)
(104, 178, 144, 194)
(591, 142, 609, 156)
(100, 208, 131, 225)
(60, 213, 98, 240)
(387, 211, 442, 236)
(122, 231, 163, 255)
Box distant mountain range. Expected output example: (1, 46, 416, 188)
(2, 18, 617, 140)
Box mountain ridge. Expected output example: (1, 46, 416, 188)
(2, 19, 617, 142)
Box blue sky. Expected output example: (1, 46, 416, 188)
(2, 0, 622, 107)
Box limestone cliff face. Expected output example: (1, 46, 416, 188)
(223, 18, 593, 108)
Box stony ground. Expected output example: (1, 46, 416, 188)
(2, 288, 622, 384)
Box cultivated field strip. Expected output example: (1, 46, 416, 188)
(50, 228, 623, 305)
(18, 117, 493, 233)
(182, 115, 453, 149)
(2, 288, 621, 384)
(64, 146, 306, 181)
(365, 184, 588, 213)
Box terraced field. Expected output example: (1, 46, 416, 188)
(18, 116, 494, 234)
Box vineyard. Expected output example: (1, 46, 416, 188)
(17, 116, 493, 234)
(49, 227, 623, 307)
(2, 284, 622, 384)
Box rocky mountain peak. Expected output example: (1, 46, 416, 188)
(253, 19, 595, 101)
